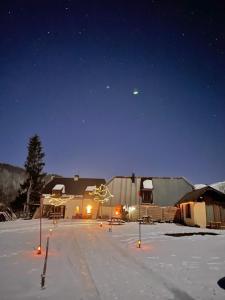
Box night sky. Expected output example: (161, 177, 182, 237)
(0, 1, 225, 184)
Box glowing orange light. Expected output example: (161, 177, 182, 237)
(37, 246, 41, 255)
(137, 240, 141, 248)
(115, 211, 119, 215)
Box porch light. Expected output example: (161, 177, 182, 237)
(86, 205, 92, 214)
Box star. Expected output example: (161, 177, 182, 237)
(132, 88, 139, 95)
(82, 119, 86, 124)
(106, 85, 110, 89)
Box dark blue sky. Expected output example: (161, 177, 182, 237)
(0, 0, 225, 184)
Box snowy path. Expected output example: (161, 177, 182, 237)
(0, 220, 225, 300)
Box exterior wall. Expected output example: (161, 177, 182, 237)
(43, 195, 99, 219)
(180, 202, 206, 228)
(64, 197, 99, 219)
(107, 177, 193, 207)
(194, 202, 206, 228)
(107, 177, 141, 206)
(205, 203, 225, 224)
(64, 198, 81, 219)
(152, 178, 193, 206)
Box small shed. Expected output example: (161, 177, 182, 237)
(177, 186, 225, 228)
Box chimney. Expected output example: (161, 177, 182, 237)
(74, 175, 79, 181)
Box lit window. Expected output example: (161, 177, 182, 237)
(86, 205, 92, 214)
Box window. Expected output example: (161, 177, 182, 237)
(185, 204, 191, 218)
(140, 178, 153, 204)
(141, 190, 153, 204)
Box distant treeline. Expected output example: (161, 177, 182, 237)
(0, 163, 60, 206)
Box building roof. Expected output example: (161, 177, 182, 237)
(177, 186, 225, 205)
(107, 176, 193, 187)
(106, 175, 193, 207)
(52, 184, 65, 192)
(42, 177, 106, 196)
(211, 181, 225, 194)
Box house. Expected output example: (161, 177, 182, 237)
(41, 175, 106, 219)
(103, 176, 193, 221)
(106, 176, 193, 207)
(177, 186, 225, 228)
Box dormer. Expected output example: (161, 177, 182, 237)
(74, 175, 79, 181)
(52, 184, 65, 196)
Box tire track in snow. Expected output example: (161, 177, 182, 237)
(69, 230, 102, 300)
(94, 228, 195, 300)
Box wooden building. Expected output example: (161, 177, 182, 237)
(177, 186, 225, 228)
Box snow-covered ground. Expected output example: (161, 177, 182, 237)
(0, 219, 225, 300)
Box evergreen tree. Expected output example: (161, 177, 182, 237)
(13, 135, 46, 216)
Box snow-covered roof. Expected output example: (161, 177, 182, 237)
(143, 179, 153, 189)
(43, 177, 106, 195)
(211, 181, 225, 194)
(194, 184, 207, 190)
(85, 185, 96, 192)
(52, 184, 65, 193)
(194, 181, 225, 194)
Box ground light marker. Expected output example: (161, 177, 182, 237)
(37, 245, 41, 255)
(138, 239, 141, 248)
(37, 195, 43, 255)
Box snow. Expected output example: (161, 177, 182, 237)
(211, 181, 225, 194)
(85, 185, 97, 192)
(143, 179, 153, 189)
(0, 220, 225, 300)
(52, 185, 65, 193)
(194, 181, 225, 194)
(194, 184, 207, 190)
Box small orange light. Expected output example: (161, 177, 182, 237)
(137, 240, 141, 248)
(99, 222, 103, 227)
(37, 246, 41, 255)
(115, 211, 119, 215)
